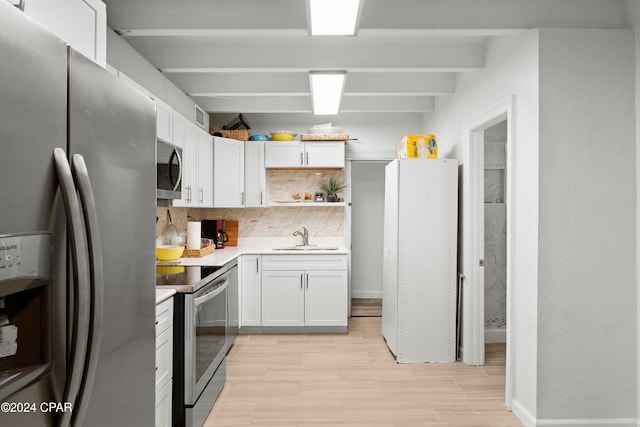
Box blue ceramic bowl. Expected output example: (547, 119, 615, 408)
(249, 134, 268, 141)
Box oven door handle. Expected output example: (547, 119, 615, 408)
(194, 279, 228, 307)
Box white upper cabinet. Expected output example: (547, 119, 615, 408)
(244, 141, 266, 207)
(265, 141, 344, 168)
(154, 97, 173, 144)
(172, 114, 212, 207)
(24, 0, 106, 67)
(213, 137, 245, 207)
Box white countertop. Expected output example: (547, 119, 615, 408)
(156, 288, 176, 305)
(157, 237, 349, 268)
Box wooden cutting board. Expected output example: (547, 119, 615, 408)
(225, 220, 238, 246)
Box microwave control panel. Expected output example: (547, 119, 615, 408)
(0, 233, 50, 284)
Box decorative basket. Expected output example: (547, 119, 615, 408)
(213, 129, 250, 141)
(182, 244, 215, 258)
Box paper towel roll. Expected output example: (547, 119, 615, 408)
(186, 222, 201, 250)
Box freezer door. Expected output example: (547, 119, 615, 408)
(381, 159, 399, 354)
(68, 50, 157, 426)
(0, 3, 68, 427)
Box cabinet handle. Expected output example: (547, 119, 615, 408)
(256, 259, 259, 274)
(241, 191, 245, 205)
(306, 152, 309, 165)
(300, 274, 303, 289)
(300, 152, 303, 166)
(199, 188, 204, 203)
(306, 273, 309, 289)
(260, 191, 263, 205)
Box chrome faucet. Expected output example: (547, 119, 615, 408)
(293, 227, 309, 246)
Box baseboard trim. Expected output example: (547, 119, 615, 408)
(351, 291, 382, 299)
(536, 419, 637, 426)
(510, 401, 637, 427)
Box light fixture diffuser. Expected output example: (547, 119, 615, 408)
(310, 72, 346, 115)
(308, 0, 362, 36)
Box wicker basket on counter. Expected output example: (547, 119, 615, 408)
(211, 129, 250, 141)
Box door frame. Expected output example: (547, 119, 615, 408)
(462, 97, 515, 409)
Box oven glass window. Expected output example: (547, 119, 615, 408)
(194, 286, 227, 385)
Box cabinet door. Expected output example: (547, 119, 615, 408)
(213, 137, 245, 207)
(244, 141, 266, 207)
(261, 271, 304, 327)
(172, 113, 186, 149)
(305, 270, 348, 326)
(265, 141, 304, 168)
(154, 98, 173, 144)
(304, 142, 345, 168)
(155, 379, 172, 427)
(155, 326, 173, 392)
(172, 124, 197, 207)
(197, 128, 213, 207)
(24, 0, 106, 67)
(240, 255, 262, 326)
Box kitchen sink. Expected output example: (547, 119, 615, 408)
(273, 245, 339, 251)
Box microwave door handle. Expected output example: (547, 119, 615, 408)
(70, 154, 104, 427)
(168, 148, 182, 192)
(194, 280, 228, 306)
(53, 148, 90, 427)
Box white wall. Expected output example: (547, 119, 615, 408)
(106, 28, 208, 129)
(210, 112, 423, 160)
(537, 28, 636, 422)
(424, 31, 540, 420)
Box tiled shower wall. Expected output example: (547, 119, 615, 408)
(484, 121, 507, 342)
(156, 169, 345, 239)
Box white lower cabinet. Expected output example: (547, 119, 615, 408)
(260, 255, 348, 328)
(240, 255, 262, 326)
(155, 297, 173, 427)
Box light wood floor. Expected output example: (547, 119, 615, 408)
(351, 298, 382, 317)
(205, 317, 522, 426)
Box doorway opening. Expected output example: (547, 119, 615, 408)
(349, 160, 389, 317)
(462, 97, 514, 409)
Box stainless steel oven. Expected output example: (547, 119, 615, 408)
(157, 260, 237, 427)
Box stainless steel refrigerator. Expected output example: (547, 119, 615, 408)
(0, 3, 156, 426)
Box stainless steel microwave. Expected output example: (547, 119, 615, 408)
(156, 140, 182, 200)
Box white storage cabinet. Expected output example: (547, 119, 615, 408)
(240, 255, 262, 327)
(173, 114, 213, 207)
(155, 297, 173, 427)
(24, 0, 106, 67)
(265, 141, 344, 168)
(261, 255, 348, 328)
(244, 141, 266, 207)
(213, 137, 245, 207)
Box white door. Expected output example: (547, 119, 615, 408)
(304, 141, 345, 168)
(244, 141, 265, 207)
(240, 255, 262, 326)
(381, 160, 400, 354)
(265, 141, 303, 168)
(197, 128, 213, 207)
(172, 126, 197, 207)
(305, 270, 348, 326)
(213, 137, 244, 207)
(261, 271, 304, 327)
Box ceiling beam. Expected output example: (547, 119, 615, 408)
(168, 71, 455, 96)
(127, 37, 485, 72)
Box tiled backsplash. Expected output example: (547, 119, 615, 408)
(156, 170, 345, 239)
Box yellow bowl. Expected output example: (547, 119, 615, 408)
(271, 132, 296, 141)
(156, 265, 185, 275)
(156, 245, 185, 261)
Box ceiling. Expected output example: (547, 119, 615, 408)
(103, 0, 626, 116)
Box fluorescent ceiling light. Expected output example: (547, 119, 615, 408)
(310, 72, 346, 115)
(308, 0, 362, 36)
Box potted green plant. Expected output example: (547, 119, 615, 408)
(319, 176, 346, 202)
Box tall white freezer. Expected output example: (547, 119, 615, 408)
(382, 159, 458, 363)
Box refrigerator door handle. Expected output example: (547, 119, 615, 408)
(70, 154, 104, 427)
(52, 148, 90, 427)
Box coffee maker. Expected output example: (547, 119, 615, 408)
(202, 219, 228, 249)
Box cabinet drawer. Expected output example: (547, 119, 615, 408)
(262, 254, 347, 271)
(155, 298, 173, 336)
(155, 326, 173, 391)
(155, 378, 172, 427)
